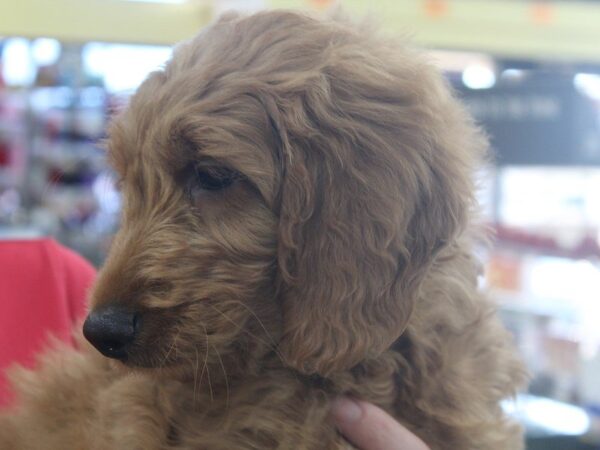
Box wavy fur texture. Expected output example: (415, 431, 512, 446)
(0, 10, 527, 450)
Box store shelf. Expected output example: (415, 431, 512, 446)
(493, 289, 580, 322)
(0, 76, 118, 261)
(0, 226, 43, 239)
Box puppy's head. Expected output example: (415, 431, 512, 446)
(84, 11, 484, 377)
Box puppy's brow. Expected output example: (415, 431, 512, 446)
(168, 134, 204, 172)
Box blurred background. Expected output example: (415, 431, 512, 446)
(0, 0, 599, 448)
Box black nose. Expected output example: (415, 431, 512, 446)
(83, 306, 139, 360)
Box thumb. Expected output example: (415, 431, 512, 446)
(331, 397, 429, 450)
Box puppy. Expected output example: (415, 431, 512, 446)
(0, 10, 526, 450)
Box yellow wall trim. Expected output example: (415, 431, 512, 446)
(0, 0, 211, 45)
(2, 0, 599, 63)
(269, 0, 600, 64)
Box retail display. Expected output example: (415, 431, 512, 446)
(0, 40, 162, 264)
(452, 67, 600, 445)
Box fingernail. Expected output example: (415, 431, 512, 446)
(331, 397, 363, 423)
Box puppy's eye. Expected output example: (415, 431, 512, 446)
(195, 167, 236, 191)
(191, 166, 238, 193)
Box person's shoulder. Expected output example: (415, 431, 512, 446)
(43, 239, 96, 278)
(44, 239, 96, 319)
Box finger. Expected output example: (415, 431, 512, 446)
(331, 397, 430, 450)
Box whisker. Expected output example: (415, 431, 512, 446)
(227, 300, 279, 350)
(208, 303, 287, 366)
(211, 343, 229, 411)
(193, 347, 200, 406)
(194, 323, 210, 405)
(205, 331, 214, 403)
(161, 327, 181, 367)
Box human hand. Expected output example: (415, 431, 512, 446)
(331, 397, 430, 450)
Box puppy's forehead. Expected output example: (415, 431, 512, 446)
(109, 61, 279, 199)
(109, 10, 355, 196)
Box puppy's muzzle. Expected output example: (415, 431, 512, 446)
(83, 306, 139, 360)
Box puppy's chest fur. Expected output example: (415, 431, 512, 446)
(93, 337, 452, 450)
(93, 358, 378, 450)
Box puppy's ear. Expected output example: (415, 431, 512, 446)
(274, 80, 480, 376)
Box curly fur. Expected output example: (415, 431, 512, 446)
(0, 10, 527, 450)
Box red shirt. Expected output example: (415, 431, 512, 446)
(0, 238, 96, 407)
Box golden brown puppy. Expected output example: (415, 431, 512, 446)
(0, 10, 527, 450)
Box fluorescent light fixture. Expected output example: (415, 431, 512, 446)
(31, 38, 61, 66)
(504, 395, 591, 436)
(462, 64, 496, 90)
(500, 68, 526, 82)
(83, 43, 172, 93)
(2, 38, 36, 86)
(574, 73, 600, 100)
